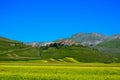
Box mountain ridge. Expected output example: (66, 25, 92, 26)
(68, 32, 120, 46)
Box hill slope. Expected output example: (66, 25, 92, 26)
(0, 36, 114, 63)
(0, 36, 32, 61)
(96, 38, 120, 62)
(97, 38, 120, 48)
(39, 46, 112, 63)
(0, 36, 27, 52)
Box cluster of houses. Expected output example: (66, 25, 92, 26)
(39, 39, 75, 48)
(27, 39, 84, 48)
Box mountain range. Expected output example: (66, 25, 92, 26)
(68, 32, 120, 46)
(27, 32, 120, 48)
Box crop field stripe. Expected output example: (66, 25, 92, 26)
(0, 65, 120, 68)
(0, 65, 120, 80)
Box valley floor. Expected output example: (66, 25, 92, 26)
(0, 62, 120, 80)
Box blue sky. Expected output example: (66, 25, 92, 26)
(0, 0, 120, 42)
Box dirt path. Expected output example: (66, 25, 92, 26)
(0, 47, 31, 55)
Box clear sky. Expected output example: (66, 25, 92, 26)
(0, 0, 120, 42)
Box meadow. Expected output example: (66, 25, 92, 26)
(0, 62, 120, 80)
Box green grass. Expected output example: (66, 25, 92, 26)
(39, 46, 111, 62)
(0, 46, 112, 63)
(0, 63, 120, 80)
(0, 39, 26, 52)
(97, 38, 120, 48)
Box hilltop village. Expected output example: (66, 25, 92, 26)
(27, 39, 84, 49)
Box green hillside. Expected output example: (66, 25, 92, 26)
(0, 37, 27, 52)
(96, 38, 120, 62)
(0, 36, 31, 61)
(39, 46, 112, 63)
(0, 36, 114, 63)
(97, 38, 120, 48)
(0, 46, 112, 63)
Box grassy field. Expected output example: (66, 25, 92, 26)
(0, 62, 120, 80)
